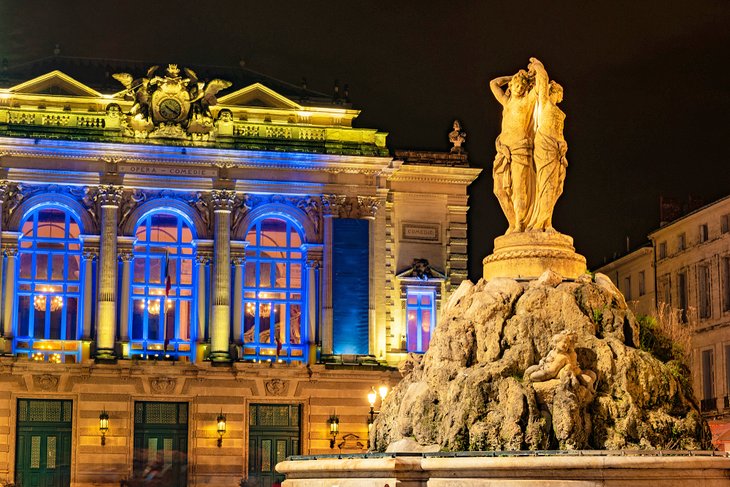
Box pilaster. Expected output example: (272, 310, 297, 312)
(209, 189, 236, 363)
(95, 185, 123, 361)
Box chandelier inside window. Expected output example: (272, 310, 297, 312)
(138, 289, 171, 316)
(33, 287, 63, 312)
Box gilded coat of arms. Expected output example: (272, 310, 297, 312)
(113, 64, 231, 141)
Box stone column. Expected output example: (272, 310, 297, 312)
(81, 251, 97, 340)
(118, 251, 133, 343)
(232, 256, 245, 344)
(195, 253, 209, 343)
(2, 247, 17, 337)
(0, 182, 9, 337)
(304, 253, 321, 364)
(95, 185, 123, 361)
(209, 190, 236, 363)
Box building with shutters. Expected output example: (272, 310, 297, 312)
(595, 194, 730, 451)
(0, 57, 480, 486)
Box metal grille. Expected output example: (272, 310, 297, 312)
(46, 436, 56, 469)
(136, 402, 188, 425)
(18, 399, 72, 424)
(135, 402, 144, 423)
(178, 403, 188, 424)
(146, 403, 179, 424)
(30, 436, 40, 468)
(251, 404, 298, 427)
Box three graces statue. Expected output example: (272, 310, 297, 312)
(490, 58, 567, 234)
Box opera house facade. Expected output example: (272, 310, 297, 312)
(0, 57, 479, 486)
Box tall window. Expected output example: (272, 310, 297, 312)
(701, 349, 715, 411)
(677, 271, 688, 323)
(131, 212, 195, 359)
(723, 257, 730, 313)
(638, 271, 646, 297)
(677, 233, 686, 251)
(406, 288, 436, 353)
(698, 263, 711, 320)
(242, 217, 305, 363)
(721, 214, 729, 234)
(623, 276, 632, 300)
(658, 241, 667, 259)
(15, 207, 83, 362)
(699, 223, 709, 243)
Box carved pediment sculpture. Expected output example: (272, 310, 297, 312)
(33, 374, 60, 392)
(150, 377, 177, 394)
(113, 64, 231, 141)
(264, 378, 289, 396)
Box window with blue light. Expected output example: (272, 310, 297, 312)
(406, 288, 436, 353)
(15, 207, 83, 362)
(242, 217, 305, 362)
(131, 211, 195, 360)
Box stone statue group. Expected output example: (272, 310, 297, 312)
(490, 58, 567, 234)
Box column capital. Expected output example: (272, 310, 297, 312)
(83, 250, 98, 261)
(210, 189, 237, 212)
(4, 246, 17, 257)
(231, 256, 245, 266)
(119, 251, 134, 262)
(321, 194, 346, 217)
(96, 184, 124, 207)
(0, 181, 10, 204)
(305, 259, 321, 270)
(357, 196, 381, 219)
(196, 252, 212, 265)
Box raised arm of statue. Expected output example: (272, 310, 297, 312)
(489, 76, 513, 106)
(529, 57, 549, 104)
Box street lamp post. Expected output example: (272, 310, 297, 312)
(367, 385, 388, 449)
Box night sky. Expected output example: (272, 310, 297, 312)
(1, 1, 729, 281)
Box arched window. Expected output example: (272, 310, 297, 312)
(131, 211, 195, 359)
(242, 217, 305, 362)
(15, 207, 83, 362)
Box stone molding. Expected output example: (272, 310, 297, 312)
(150, 376, 177, 394)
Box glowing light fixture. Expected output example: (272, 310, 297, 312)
(367, 385, 388, 449)
(33, 287, 63, 312)
(216, 411, 226, 447)
(328, 414, 339, 449)
(99, 410, 109, 446)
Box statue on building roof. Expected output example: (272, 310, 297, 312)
(448, 119, 466, 153)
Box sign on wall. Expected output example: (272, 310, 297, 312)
(401, 222, 441, 243)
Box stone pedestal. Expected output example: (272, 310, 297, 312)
(483, 231, 586, 280)
(276, 453, 730, 486)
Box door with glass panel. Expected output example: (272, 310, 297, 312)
(15, 399, 72, 487)
(133, 402, 188, 486)
(248, 404, 301, 487)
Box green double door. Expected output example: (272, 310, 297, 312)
(15, 399, 73, 487)
(133, 402, 188, 486)
(248, 404, 301, 487)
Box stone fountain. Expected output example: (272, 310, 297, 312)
(277, 58, 729, 486)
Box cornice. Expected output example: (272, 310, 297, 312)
(0, 136, 394, 174)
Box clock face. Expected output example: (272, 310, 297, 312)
(159, 98, 182, 120)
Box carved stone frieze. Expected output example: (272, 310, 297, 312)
(322, 194, 380, 219)
(150, 376, 177, 394)
(33, 374, 60, 392)
(264, 378, 289, 396)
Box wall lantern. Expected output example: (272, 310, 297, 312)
(217, 411, 227, 447)
(99, 409, 109, 446)
(328, 414, 340, 449)
(367, 385, 388, 449)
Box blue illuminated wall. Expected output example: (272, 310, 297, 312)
(332, 219, 369, 355)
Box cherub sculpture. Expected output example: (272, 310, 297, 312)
(525, 330, 596, 393)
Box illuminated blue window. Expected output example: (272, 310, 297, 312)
(242, 217, 305, 363)
(406, 288, 436, 353)
(130, 211, 195, 360)
(15, 207, 83, 363)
